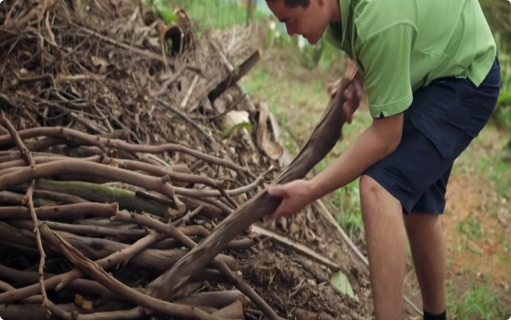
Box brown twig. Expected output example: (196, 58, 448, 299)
(98, 154, 224, 189)
(46, 301, 145, 320)
(0, 157, 272, 207)
(0, 279, 42, 304)
(41, 220, 146, 238)
(0, 229, 159, 304)
(0, 159, 177, 202)
(2, 220, 238, 276)
(0, 111, 50, 314)
(112, 211, 281, 320)
(157, 98, 216, 144)
(173, 204, 204, 226)
(39, 223, 224, 320)
(0, 202, 118, 220)
(0, 264, 119, 300)
(0, 126, 255, 178)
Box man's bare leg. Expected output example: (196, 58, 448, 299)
(360, 175, 408, 319)
(404, 212, 446, 314)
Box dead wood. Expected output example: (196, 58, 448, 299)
(177, 291, 244, 309)
(22, 179, 175, 218)
(0, 127, 254, 178)
(39, 223, 224, 320)
(151, 237, 254, 250)
(0, 111, 50, 313)
(0, 190, 55, 206)
(2, 221, 238, 272)
(111, 210, 280, 320)
(207, 49, 261, 103)
(145, 77, 351, 300)
(0, 0, 374, 317)
(0, 159, 178, 205)
(0, 264, 119, 300)
(0, 303, 78, 320)
(212, 300, 245, 319)
(0, 226, 159, 304)
(0, 202, 118, 220)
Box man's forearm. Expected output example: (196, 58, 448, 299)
(307, 124, 400, 201)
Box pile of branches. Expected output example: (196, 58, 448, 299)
(0, 0, 370, 319)
(0, 112, 277, 320)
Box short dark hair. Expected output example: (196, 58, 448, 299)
(267, 0, 310, 8)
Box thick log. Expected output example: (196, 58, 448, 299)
(145, 77, 351, 300)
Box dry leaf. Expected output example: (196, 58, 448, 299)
(255, 102, 283, 160)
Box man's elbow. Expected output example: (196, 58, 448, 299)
(386, 131, 401, 154)
(372, 113, 404, 157)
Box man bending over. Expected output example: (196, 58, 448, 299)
(264, 0, 501, 319)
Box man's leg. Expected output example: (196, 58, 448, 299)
(359, 175, 408, 319)
(404, 167, 452, 317)
(404, 212, 446, 315)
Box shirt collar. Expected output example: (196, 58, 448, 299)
(339, 0, 352, 48)
(340, 0, 350, 27)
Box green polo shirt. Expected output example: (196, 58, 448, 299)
(325, 0, 497, 118)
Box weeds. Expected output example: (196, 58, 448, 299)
(446, 278, 510, 320)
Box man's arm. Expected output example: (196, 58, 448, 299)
(307, 24, 415, 200)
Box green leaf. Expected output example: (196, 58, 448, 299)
(218, 121, 253, 139)
(152, 0, 177, 24)
(330, 270, 355, 299)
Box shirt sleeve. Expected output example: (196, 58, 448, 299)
(357, 24, 415, 118)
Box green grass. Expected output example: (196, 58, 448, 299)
(446, 278, 511, 320)
(152, 0, 269, 30)
(451, 127, 511, 199)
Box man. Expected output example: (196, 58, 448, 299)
(264, 0, 501, 319)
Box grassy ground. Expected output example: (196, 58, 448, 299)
(153, 0, 269, 30)
(241, 45, 511, 319)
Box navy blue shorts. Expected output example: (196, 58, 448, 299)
(363, 56, 501, 215)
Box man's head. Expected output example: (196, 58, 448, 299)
(266, 0, 337, 45)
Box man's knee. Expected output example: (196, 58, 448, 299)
(360, 175, 381, 204)
(359, 175, 402, 219)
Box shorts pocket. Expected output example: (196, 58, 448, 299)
(409, 111, 471, 161)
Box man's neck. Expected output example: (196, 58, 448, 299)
(329, 0, 342, 22)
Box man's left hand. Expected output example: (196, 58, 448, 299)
(327, 60, 364, 124)
(267, 179, 314, 219)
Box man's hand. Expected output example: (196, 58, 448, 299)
(267, 179, 313, 220)
(327, 59, 364, 124)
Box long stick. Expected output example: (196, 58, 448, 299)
(145, 77, 352, 301)
(0, 111, 50, 314)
